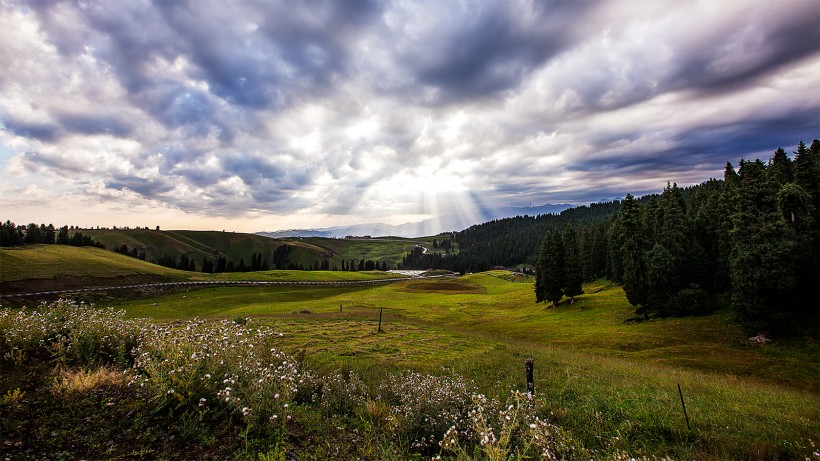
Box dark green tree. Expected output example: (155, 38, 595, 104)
(729, 159, 795, 331)
(56, 225, 70, 245)
(24, 223, 41, 244)
(535, 230, 564, 308)
(42, 224, 56, 244)
(562, 224, 583, 303)
(619, 194, 647, 311)
(768, 147, 793, 186)
(644, 243, 677, 316)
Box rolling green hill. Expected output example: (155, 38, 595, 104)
(0, 245, 189, 282)
(80, 228, 436, 271)
(299, 236, 436, 267)
(0, 244, 411, 301)
(0, 244, 409, 286)
(83, 228, 304, 268)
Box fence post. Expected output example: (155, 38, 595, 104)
(378, 306, 383, 332)
(677, 383, 690, 430)
(525, 359, 534, 397)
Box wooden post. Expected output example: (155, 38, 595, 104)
(525, 359, 534, 397)
(340, 303, 342, 313)
(677, 383, 690, 430)
(378, 306, 383, 333)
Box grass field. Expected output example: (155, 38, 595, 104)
(2, 247, 818, 458)
(0, 245, 188, 282)
(0, 245, 410, 287)
(109, 272, 820, 459)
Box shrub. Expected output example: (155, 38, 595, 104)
(0, 299, 140, 368)
(376, 371, 474, 452)
(668, 285, 712, 316)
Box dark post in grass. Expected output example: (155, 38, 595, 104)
(525, 359, 534, 397)
(677, 383, 690, 430)
(378, 306, 383, 333)
(340, 303, 342, 313)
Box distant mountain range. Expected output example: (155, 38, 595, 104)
(257, 203, 573, 238)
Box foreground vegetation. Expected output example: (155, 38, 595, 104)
(2, 273, 817, 460)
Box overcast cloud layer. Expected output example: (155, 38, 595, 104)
(2, 0, 819, 232)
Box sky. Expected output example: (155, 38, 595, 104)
(1, 0, 819, 233)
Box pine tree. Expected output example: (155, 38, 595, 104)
(535, 230, 564, 308)
(562, 224, 583, 303)
(25, 223, 41, 244)
(619, 194, 647, 314)
(644, 243, 677, 316)
(56, 225, 70, 245)
(768, 147, 794, 186)
(729, 159, 795, 331)
(787, 140, 820, 313)
(534, 233, 549, 303)
(42, 224, 56, 244)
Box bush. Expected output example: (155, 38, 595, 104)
(0, 299, 140, 368)
(668, 285, 712, 316)
(376, 371, 474, 452)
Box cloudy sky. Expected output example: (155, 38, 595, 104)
(1, 0, 818, 233)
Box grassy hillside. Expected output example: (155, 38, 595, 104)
(0, 245, 409, 293)
(83, 228, 315, 268)
(80, 228, 438, 271)
(108, 273, 819, 459)
(0, 245, 189, 282)
(299, 236, 436, 268)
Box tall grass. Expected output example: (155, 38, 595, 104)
(0, 300, 701, 460)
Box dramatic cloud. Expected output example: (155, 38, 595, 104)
(1, 0, 818, 232)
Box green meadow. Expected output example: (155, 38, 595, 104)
(0, 245, 406, 285)
(113, 272, 820, 459)
(0, 244, 188, 282)
(2, 245, 818, 459)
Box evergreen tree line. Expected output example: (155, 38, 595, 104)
(1, 222, 104, 249)
(400, 140, 819, 331)
(399, 202, 622, 273)
(340, 259, 390, 271)
(115, 243, 147, 261)
(551, 140, 819, 331)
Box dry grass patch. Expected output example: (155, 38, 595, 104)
(52, 367, 125, 395)
(400, 279, 485, 293)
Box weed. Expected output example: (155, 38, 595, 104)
(1, 387, 26, 408)
(52, 367, 124, 395)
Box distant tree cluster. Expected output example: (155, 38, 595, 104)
(340, 259, 389, 271)
(114, 243, 147, 261)
(1, 222, 104, 249)
(199, 251, 269, 273)
(399, 203, 620, 274)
